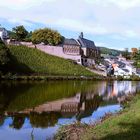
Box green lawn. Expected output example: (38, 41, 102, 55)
(82, 95, 140, 140)
(8, 45, 95, 76)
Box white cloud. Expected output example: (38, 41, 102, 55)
(85, 0, 140, 9)
(57, 19, 108, 35)
(108, 0, 140, 9)
(0, 0, 140, 42)
(124, 30, 138, 38)
(0, 0, 55, 9)
(95, 42, 108, 47)
(110, 35, 127, 41)
(7, 18, 34, 26)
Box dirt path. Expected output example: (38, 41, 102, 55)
(86, 68, 107, 76)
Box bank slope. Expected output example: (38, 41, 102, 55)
(8, 45, 95, 76)
(82, 95, 140, 140)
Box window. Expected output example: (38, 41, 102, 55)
(78, 59, 81, 62)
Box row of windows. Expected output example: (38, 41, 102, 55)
(63, 47, 80, 53)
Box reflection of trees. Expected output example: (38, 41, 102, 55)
(0, 82, 32, 113)
(0, 81, 106, 113)
(5, 81, 93, 112)
(0, 115, 5, 126)
(76, 93, 102, 120)
(29, 112, 61, 128)
(9, 115, 25, 129)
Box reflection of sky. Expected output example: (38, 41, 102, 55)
(0, 105, 122, 140)
(57, 105, 122, 125)
(57, 117, 76, 125)
(81, 105, 122, 124)
(0, 117, 58, 140)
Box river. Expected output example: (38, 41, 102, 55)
(0, 80, 140, 140)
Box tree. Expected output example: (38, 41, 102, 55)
(32, 28, 62, 45)
(131, 48, 138, 57)
(122, 48, 130, 59)
(12, 25, 28, 41)
(8, 30, 17, 39)
(133, 48, 140, 67)
(0, 39, 9, 66)
(24, 31, 32, 42)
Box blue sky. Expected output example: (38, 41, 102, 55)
(1, 0, 140, 50)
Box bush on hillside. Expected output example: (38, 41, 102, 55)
(32, 28, 62, 45)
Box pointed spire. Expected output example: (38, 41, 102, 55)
(80, 32, 84, 38)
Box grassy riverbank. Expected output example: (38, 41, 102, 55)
(6, 45, 95, 76)
(55, 94, 140, 140)
(0, 75, 105, 81)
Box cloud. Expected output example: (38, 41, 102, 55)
(7, 18, 34, 26)
(0, 0, 55, 9)
(85, 0, 140, 10)
(56, 19, 108, 35)
(95, 42, 108, 47)
(124, 30, 138, 38)
(108, 0, 140, 9)
(1, 0, 140, 49)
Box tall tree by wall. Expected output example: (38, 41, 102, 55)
(12, 25, 28, 41)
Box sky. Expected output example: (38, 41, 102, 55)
(0, 0, 140, 50)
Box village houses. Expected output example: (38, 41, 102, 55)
(0, 27, 9, 41)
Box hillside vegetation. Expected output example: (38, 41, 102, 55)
(98, 46, 124, 56)
(8, 45, 95, 76)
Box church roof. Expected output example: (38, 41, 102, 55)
(78, 34, 96, 48)
(63, 38, 80, 46)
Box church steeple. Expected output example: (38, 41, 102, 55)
(79, 32, 84, 38)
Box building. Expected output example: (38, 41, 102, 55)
(78, 32, 100, 58)
(61, 35, 100, 66)
(78, 32, 100, 66)
(62, 38, 82, 64)
(63, 38, 81, 56)
(0, 27, 8, 41)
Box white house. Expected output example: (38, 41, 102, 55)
(0, 27, 8, 41)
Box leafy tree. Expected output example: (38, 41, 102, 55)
(133, 48, 140, 67)
(0, 39, 9, 66)
(32, 28, 62, 45)
(122, 48, 130, 59)
(12, 25, 28, 41)
(24, 31, 32, 42)
(8, 31, 17, 39)
(131, 48, 138, 57)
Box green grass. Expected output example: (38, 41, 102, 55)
(81, 95, 140, 140)
(8, 45, 95, 76)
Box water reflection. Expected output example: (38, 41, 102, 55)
(0, 81, 140, 140)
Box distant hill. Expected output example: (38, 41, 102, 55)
(98, 46, 124, 56)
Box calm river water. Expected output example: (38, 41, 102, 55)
(0, 80, 140, 140)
